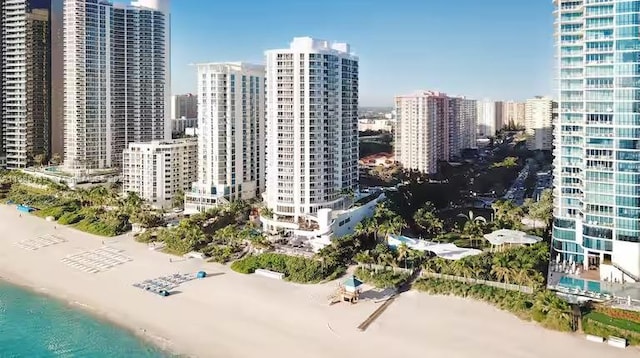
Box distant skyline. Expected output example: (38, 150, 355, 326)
(171, 0, 554, 106)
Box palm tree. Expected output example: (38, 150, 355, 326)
(457, 210, 487, 224)
(260, 207, 274, 219)
(33, 153, 47, 168)
(172, 189, 185, 209)
(354, 217, 375, 239)
(491, 255, 513, 285)
(458, 210, 487, 247)
(354, 250, 374, 269)
(50, 153, 62, 166)
(396, 243, 410, 269)
(413, 202, 444, 238)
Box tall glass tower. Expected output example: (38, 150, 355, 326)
(554, 0, 640, 284)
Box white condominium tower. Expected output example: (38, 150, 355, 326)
(63, 0, 170, 172)
(1, 0, 51, 168)
(184, 63, 265, 214)
(263, 37, 359, 223)
(449, 97, 477, 156)
(525, 96, 556, 151)
(395, 91, 448, 175)
(122, 138, 197, 209)
(477, 99, 497, 138)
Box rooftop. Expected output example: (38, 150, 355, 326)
(483, 229, 543, 246)
(388, 234, 482, 260)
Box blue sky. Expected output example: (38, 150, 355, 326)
(171, 0, 554, 106)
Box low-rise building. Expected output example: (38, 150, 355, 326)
(359, 152, 394, 168)
(122, 138, 197, 208)
(358, 119, 393, 132)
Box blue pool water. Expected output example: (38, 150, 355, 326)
(558, 276, 604, 293)
(0, 281, 170, 358)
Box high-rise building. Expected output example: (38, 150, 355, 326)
(553, 0, 640, 285)
(525, 96, 556, 151)
(395, 91, 477, 174)
(449, 97, 477, 154)
(63, 0, 170, 172)
(184, 62, 265, 214)
(170, 93, 198, 119)
(50, 0, 64, 160)
(262, 37, 359, 226)
(395, 91, 448, 175)
(495, 101, 526, 130)
(1, 0, 51, 168)
(477, 99, 497, 138)
(122, 138, 197, 209)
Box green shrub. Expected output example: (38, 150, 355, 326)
(231, 253, 343, 284)
(355, 267, 409, 289)
(59, 211, 84, 225)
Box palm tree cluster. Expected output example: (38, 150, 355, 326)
(413, 202, 444, 238)
(137, 201, 261, 262)
(422, 242, 549, 289)
(354, 243, 426, 270)
(354, 201, 407, 243)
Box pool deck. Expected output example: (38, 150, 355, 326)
(549, 270, 640, 302)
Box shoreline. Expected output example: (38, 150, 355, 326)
(0, 273, 179, 357)
(0, 204, 635, 358)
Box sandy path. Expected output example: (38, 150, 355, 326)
(0, 204, 635, 358)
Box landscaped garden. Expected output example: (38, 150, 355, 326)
(136, 201, 269, 263)
(230, 252, 345, 284)
(0, 170, 159, 236)
(581, 304, 640, 345)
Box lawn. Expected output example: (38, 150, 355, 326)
(584, 311, 640, 334)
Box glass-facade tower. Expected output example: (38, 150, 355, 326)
(554, 0, 640, 283)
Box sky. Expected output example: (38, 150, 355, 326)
(170, 0, 555, 107)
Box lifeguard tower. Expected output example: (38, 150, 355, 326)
(339, 276, 363, 303)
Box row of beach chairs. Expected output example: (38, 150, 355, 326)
(132, 273, 196, 296)
(16, 234, 66, 251)
(61, 246, 132, 273)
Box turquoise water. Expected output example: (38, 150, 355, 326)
(0, 281, 170, 358)
(557, 276, 605, 294)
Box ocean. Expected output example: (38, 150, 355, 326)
(0, 281, 170, 358)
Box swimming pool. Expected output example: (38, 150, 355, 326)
(558, 276, 604, 294)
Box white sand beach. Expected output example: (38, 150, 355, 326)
(0, 204, 635, 358)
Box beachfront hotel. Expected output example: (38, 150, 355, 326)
(551, 0, 640, 293)
(183, 63, 265, 214)
(122, 138, 197, 209)
(261, 37, 359, 232)
(525, 96, 556, 151)
(1, 0, 53, 168)
(62, 0, 171, 173)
